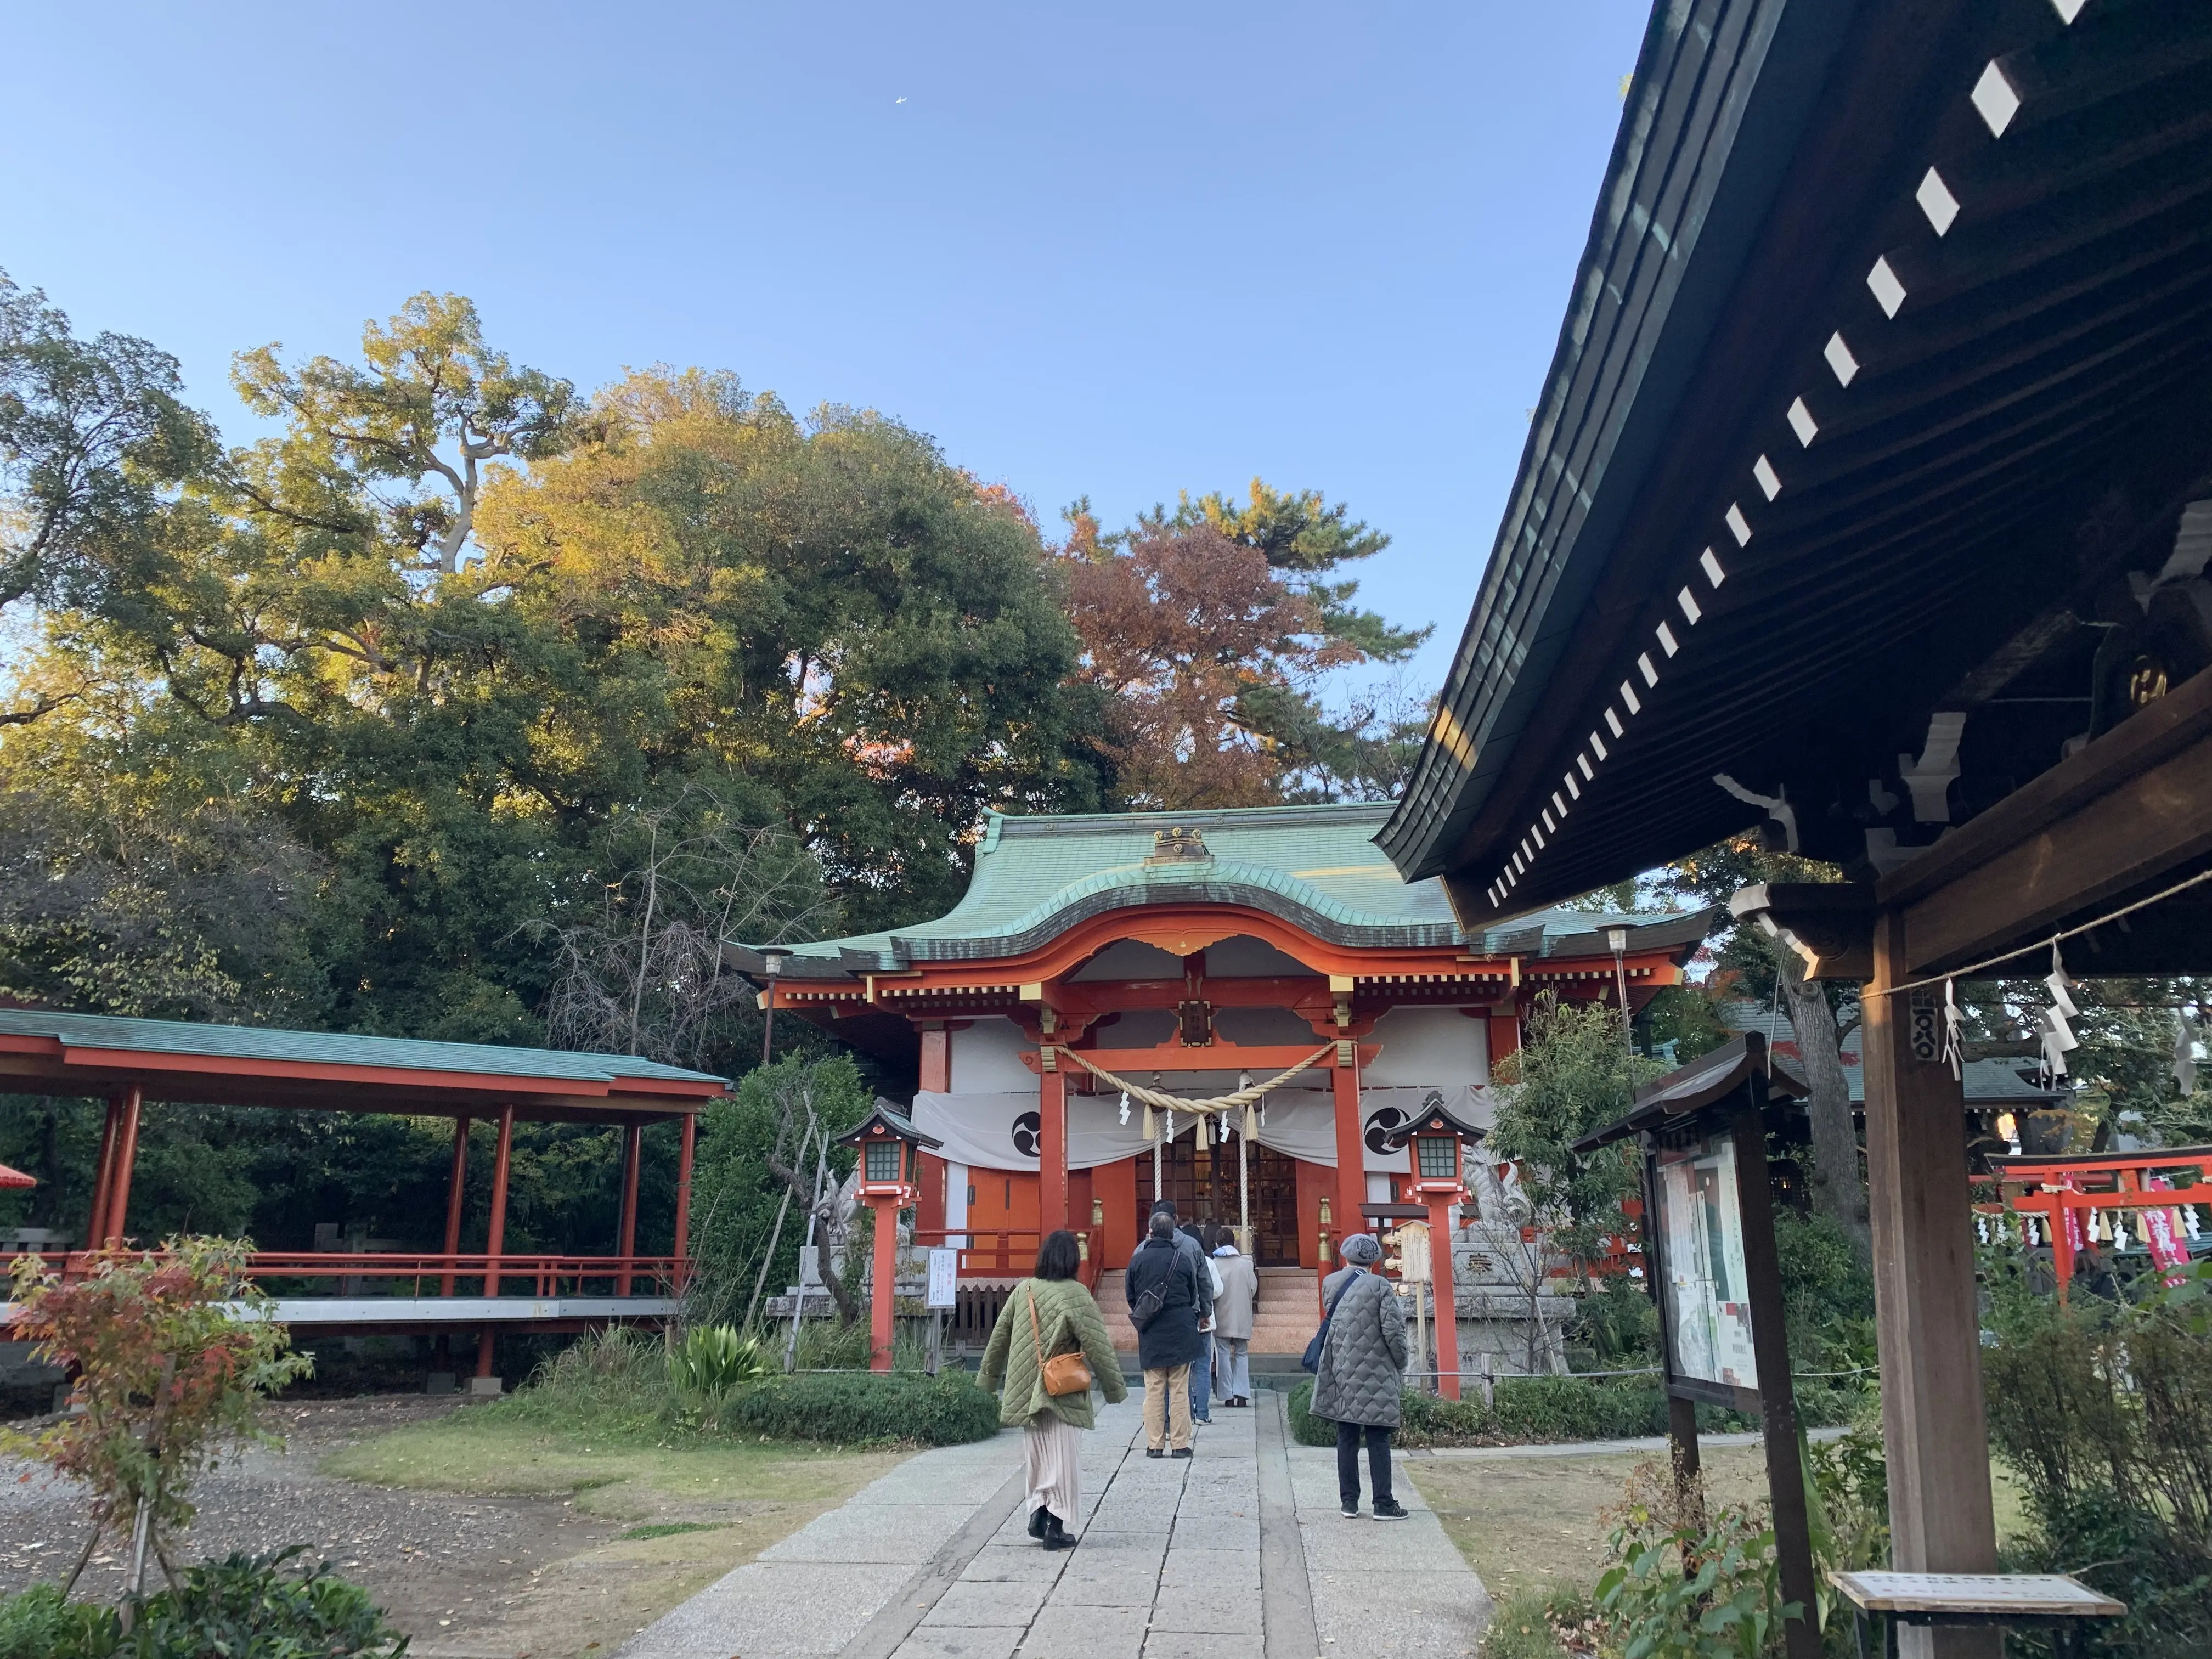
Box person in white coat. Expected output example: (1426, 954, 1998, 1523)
(1209, 1234, 1259, 1406)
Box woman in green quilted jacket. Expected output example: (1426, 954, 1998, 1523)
(979, 1229, 1129, 1550)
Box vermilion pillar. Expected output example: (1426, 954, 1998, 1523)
(440, 1116, 470, 1296)
(1039, 1066, 1068, 1235)
(869, 1194, 899, 1372)
(476, 1104, 516, 1381)
(103, 1087, 144, 1249)
(1330, 1053, 1362, 1254)
(84, 1097, 122, 1256)
(673, 1113, 697, 1268)
(1425, 1197, 1462, 1400)
(615, 1121, 642, 1297)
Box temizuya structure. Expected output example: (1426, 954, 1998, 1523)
(732, 802, 1705, 1333)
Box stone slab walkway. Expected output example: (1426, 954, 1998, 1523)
(617, 1389, 1489, 1659)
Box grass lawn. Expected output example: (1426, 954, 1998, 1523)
(323, 1413, 908, 1656)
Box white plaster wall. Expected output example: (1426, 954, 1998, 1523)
(1362, 1006, 1490, 1088)
(949, 1016, 1041, 1093)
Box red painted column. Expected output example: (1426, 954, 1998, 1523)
(1486, 1008, 1521, 1074)
(615, 1121, 642, 1297)
(84, 1097, 122, 1258)
(870, 1194, 899, 1372)
(672, 1113, 698, 1273)
(1426, 1196, 1462, 1400)
(918, 1026, 951, 1092)
(440, 1116, 470, 1296)
(1330, 1054, 1363, 1254)
(104, 1087, 144, 1249)
(476, 1104, 516, 1382)
(1039, 1066, 1068, 1235)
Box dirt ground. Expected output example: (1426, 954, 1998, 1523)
(0, 1395, 904, 1659)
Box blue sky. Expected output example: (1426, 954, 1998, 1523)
(5, 1, 1647, 698)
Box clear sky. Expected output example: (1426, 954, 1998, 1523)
(4, 1, 1649, 698)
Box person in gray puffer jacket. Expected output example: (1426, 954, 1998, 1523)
(1310, 1233, 1411, 1519)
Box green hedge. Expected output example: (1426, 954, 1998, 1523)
(721, 1371, 1002, 1447)
(1288, 1375, 1669, 1448)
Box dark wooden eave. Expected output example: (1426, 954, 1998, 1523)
(1383, 0, 2212, 922)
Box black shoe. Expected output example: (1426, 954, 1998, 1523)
(1339, 1501, 1361, 1518)
(1171, 1447, 1194, 1459)
(1043, 1515, 1077, 1551)
(1372, 1499, 1411, 1521)
(1028, 1506, 1049, 1539)
(1146, 1447, 1166, 1458)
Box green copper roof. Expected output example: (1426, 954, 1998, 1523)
(735, 803, 1709, 975)
(0, 1007, 728, 1090)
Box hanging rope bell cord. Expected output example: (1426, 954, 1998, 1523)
(1047, 1043, 1337, 1124)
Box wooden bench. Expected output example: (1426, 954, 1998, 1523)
(1829, 1571, 2125, 1658)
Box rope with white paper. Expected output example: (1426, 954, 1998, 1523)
(1047, 1042, 1337, 1142)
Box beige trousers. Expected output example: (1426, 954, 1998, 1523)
(1142, 1362, 1193, 1451)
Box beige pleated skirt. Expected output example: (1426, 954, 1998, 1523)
(1023, 1413, 1082, 1525)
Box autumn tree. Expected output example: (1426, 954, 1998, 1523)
(1058, 483, 1430, 809)
(4, 1239, 313, 1598)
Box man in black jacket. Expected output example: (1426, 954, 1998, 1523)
(1125, 1210, 1203, 1457)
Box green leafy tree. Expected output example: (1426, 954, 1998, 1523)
(686, 1054, 870, 1332)
(4, 1238, 313, 1600)
(1652, 838, 1867, 1262)
(0, 271, 216, 648)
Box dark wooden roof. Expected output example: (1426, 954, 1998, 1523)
(1383, 0, 2212, 927)
(1574, 1032, 1808, 1152)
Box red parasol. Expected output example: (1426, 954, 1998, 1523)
(0, 1163, 35, 1189)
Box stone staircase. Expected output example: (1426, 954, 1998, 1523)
(1092, 1265, 1321, 1379)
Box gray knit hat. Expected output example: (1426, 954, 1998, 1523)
(1340, 1233, 1383, 1266)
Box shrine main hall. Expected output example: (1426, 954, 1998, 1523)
(733, 802, 1702, 1276)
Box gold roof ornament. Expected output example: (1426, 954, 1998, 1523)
(1145, 825, 1212, 865)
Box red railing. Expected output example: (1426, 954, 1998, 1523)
(19, 1251, 688, 1300)
(909, 1228, 1104, 1289)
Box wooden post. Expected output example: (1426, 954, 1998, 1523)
(1730, 1098, 1820, 1659)
(616, 1121, 642, 1297)
(1863, 910, 1999, 1659)
(483, 1105, 515, 1295)
(1425, 1194, 1460, 1399)
(476, 1104, 516, 1384)
(1039, 1066, 1068, 1234)
(84, 1097, 122, 1257)
(440, 1116, 470, 1296)
(1331, 1052, 1363, 1256)
(104, 1087, 143, 1249)
(870, 1194, 898, 1372)
(1640, 1138, 1705, 1532)
(673, 1112, 697, 1270)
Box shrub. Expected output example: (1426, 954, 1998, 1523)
(1479, 1586, 1595, 1659)
(1289, 1375, 1667, 1449)
(0, 1548, 406, 1659)
(496, 1325, 673, 1435)
(1595, 1505, 1799, 1659)
(668, 1325, 766, 1402)
(719, 1371, 1002, 1447)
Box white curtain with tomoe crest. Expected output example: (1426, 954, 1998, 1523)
(907, 1082, 1489, 1174)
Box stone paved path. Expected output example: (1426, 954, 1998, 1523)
(618, 1388, 1489, 1659)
